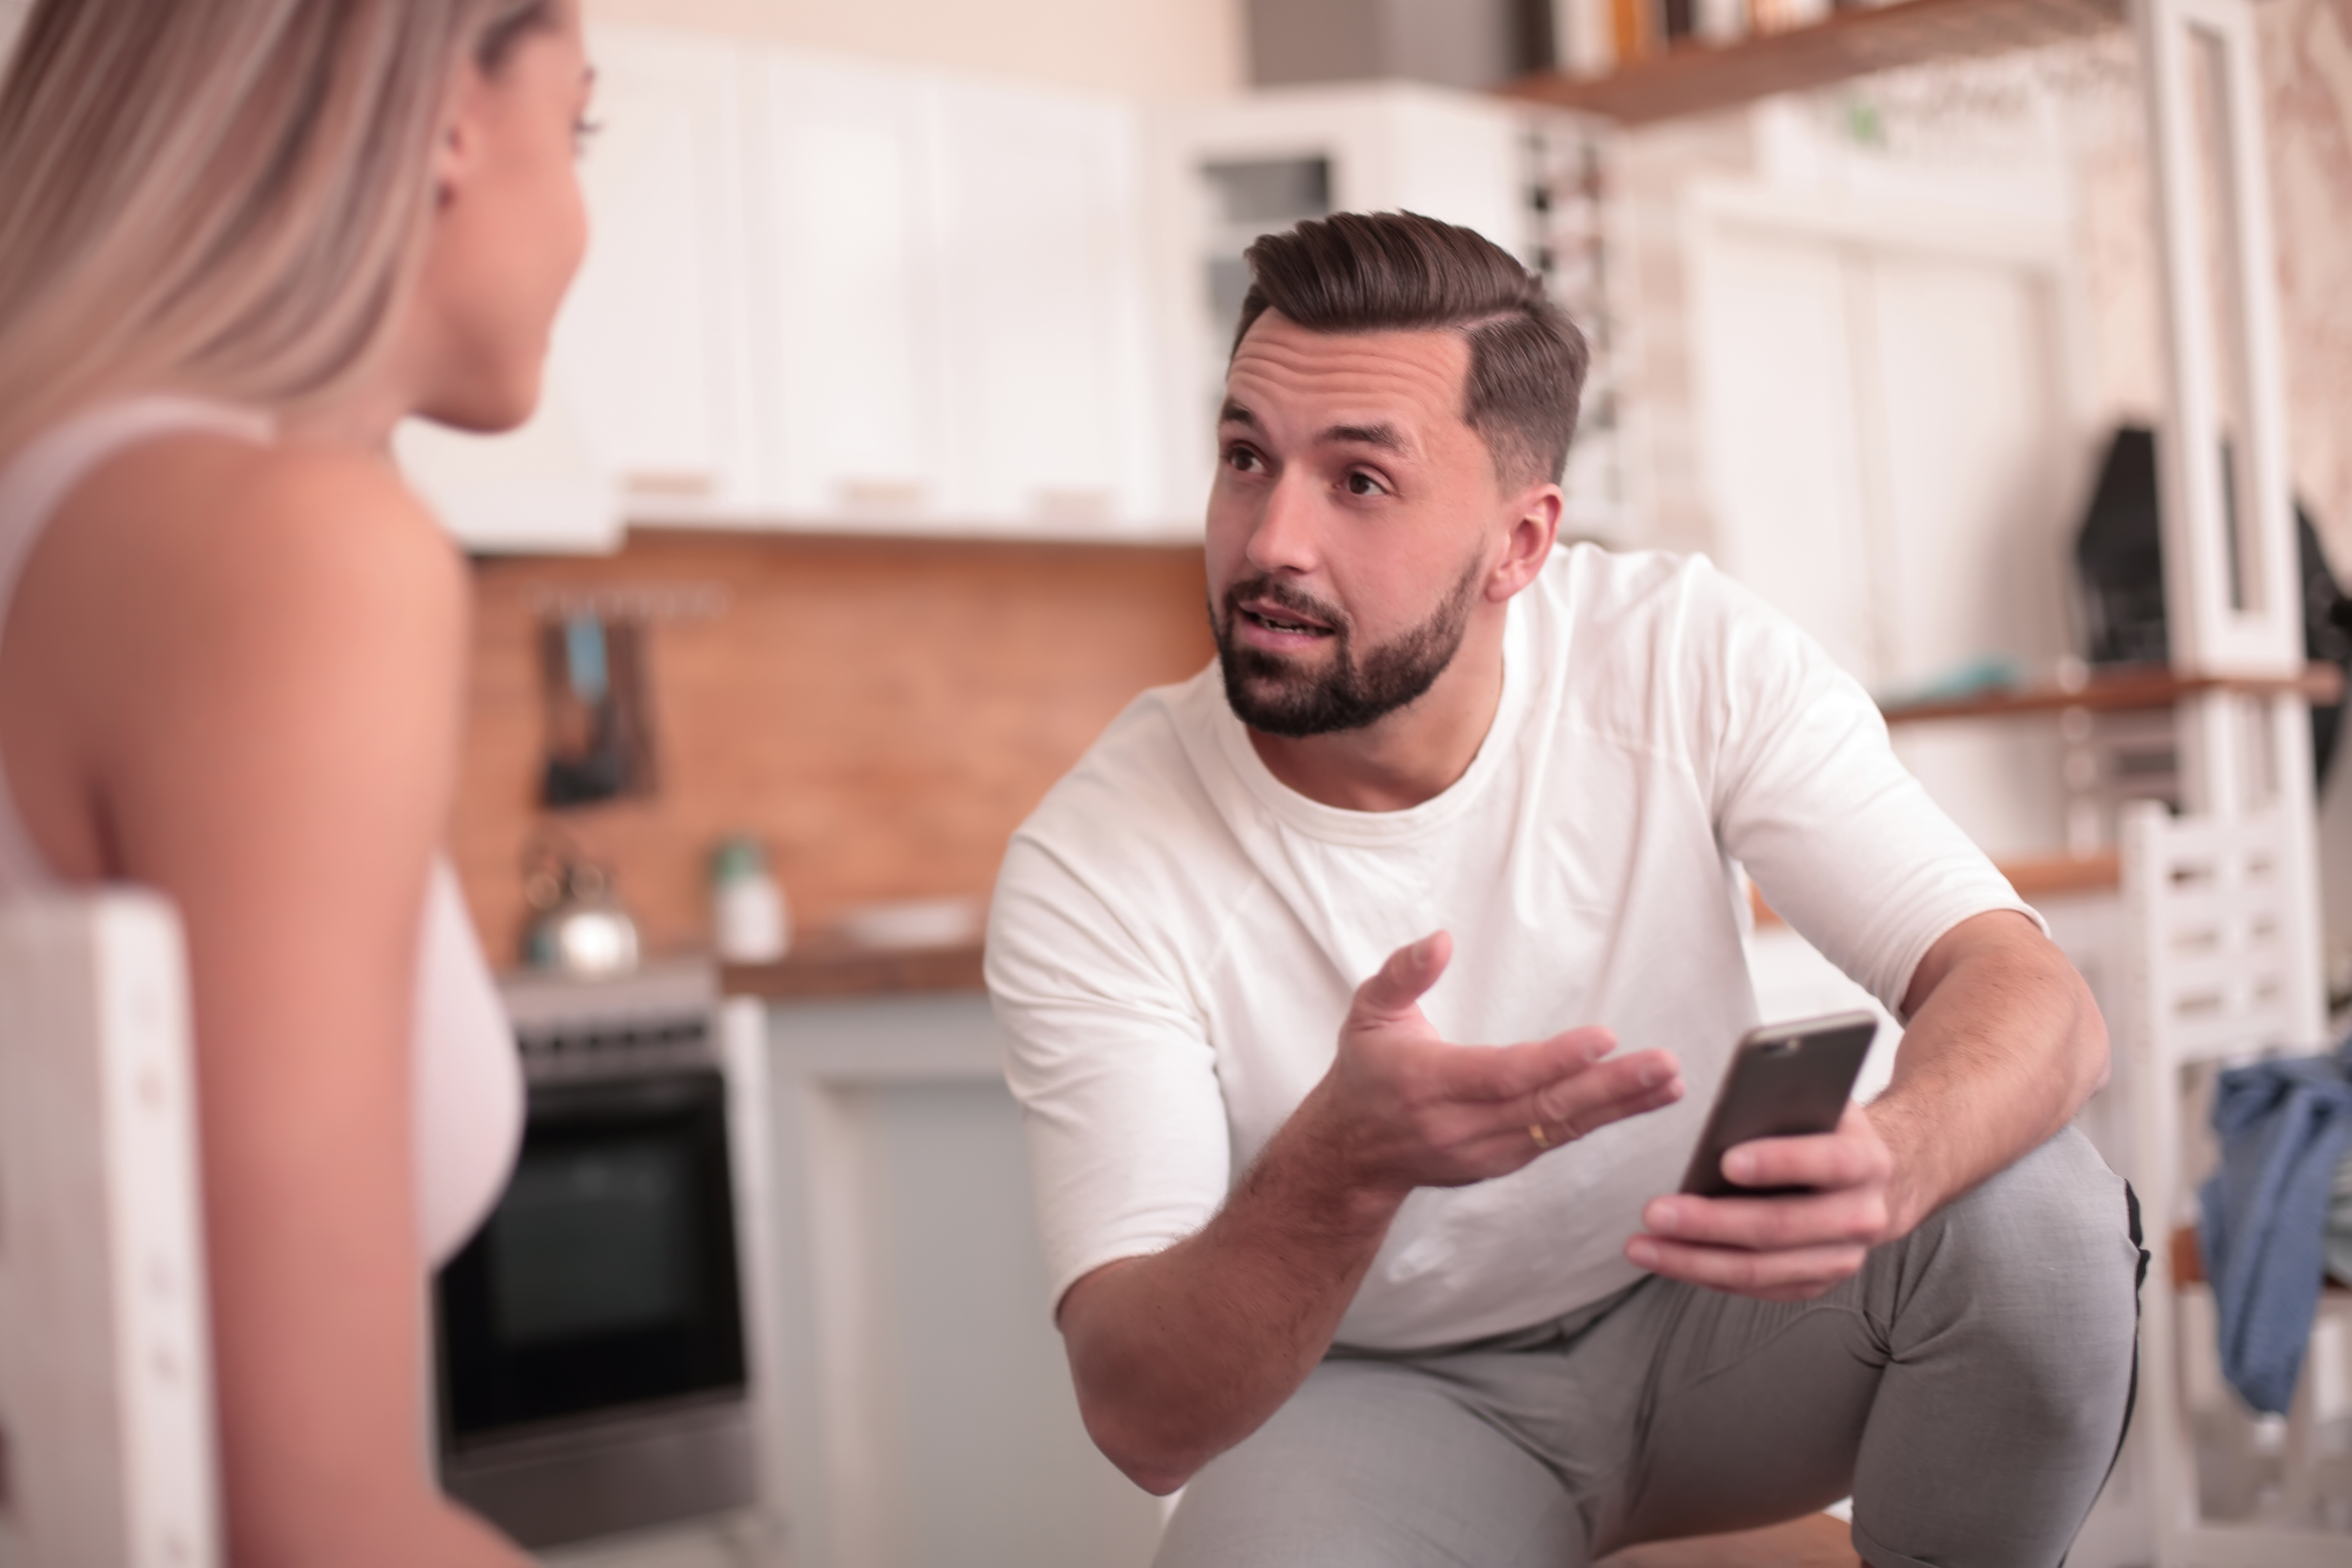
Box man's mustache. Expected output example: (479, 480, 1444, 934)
(1220, 575, 1352, 638)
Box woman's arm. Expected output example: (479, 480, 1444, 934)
(1, 434, 528, 1566)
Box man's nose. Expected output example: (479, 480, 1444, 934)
(1245, 471, 1319, 577)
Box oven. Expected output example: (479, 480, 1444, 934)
(434, 961, 766, 1550)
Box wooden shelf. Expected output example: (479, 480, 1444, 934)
(1999, 849, 2122, 900)
(2170, 1224, 2351, 1293)
(1500, 0, 2123, 125)
(1752, 848, 2120, 926)
(1875, 663, 2343, 725)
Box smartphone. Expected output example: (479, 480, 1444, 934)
(1677, 1010, 1878, 1198)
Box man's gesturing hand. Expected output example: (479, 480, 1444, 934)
(1624, 1102, 1897, 1301)
(1301, 931, 1685, 1198)
(1053, 931, 1681, 1495)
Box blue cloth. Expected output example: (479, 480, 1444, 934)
(2198, 1038, 2352, 1414)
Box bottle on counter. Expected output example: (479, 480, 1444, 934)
(710, 835, 789, 964)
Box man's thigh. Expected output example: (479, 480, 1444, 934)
(1609, 1126, 2141, 1567)
(1158, 1128, 2138, 1568)
(1154, 1356, 1590, 1568)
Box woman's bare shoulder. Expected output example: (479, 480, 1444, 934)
(28, 431, 466, 781)
(1, 428, 470, 882)
(38, 431, 466, 671)
(119, 434, 457, 597)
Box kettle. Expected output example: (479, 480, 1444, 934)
(521, 841, 641, 977)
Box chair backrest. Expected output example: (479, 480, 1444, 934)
(2119, 799, 2325, 1070)
(0, 890, 218, 1568)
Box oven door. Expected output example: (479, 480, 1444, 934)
(434, 1065, 755, 1545)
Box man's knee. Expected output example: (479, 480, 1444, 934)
(1940, 1125, 2137, 1287)
(1896, 1126, 2140, 1421)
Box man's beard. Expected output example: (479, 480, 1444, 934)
(1212, 559, 1482, 739)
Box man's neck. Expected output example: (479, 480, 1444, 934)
(1245, 613, 1509, 812)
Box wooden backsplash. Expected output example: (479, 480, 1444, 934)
(454, 529, 1213, 969)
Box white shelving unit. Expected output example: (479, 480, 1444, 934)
(2116, 0, 2335, 1557)
(1522, 0, 2333, 1553)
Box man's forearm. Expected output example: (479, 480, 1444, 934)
(1871, 913, 2109, 1236)
(1059, 1097, 1405, 1493)
(1056, 934, 1679, 1489)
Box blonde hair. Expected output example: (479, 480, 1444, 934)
(0, 0, 554, 461)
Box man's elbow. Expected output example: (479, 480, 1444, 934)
(2059, 958, 2111, 1104)
(1077, 1392, 1200, 1496)
(2078, 1004, 2112, 1101)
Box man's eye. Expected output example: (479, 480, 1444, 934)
(1227, 447, 1263, 472)
(1345, 472, 1385, 496)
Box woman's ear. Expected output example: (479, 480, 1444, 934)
(432, 69, 488, 208)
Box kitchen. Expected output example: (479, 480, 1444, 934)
(3, 0, 2350, 1564)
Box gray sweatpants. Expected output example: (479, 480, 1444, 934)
(1156, 1127, 2143, 1568)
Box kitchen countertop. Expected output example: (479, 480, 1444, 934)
(721, 933, 987, 1000)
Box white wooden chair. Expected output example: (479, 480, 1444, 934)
(0, 890, 219, 1568)
(2119, 800, 2347, 1566)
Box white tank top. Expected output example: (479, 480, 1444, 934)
(0, 396, 522, 1267)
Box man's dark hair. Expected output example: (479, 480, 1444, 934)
(1232, 211, 1590, 488)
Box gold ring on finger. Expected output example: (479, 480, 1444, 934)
(1529, 1122, 1551, 1149)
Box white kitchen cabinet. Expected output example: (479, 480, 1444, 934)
(563, 25, 759, 510)
(745, 52, 948, 525)
(755, 994, 1163, 1568)
(739, 57, 1167, 536)
(406, 33, 1550, 547)
(928, 81, 1164, 532)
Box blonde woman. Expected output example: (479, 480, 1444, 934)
(0, 1, 592, 1561)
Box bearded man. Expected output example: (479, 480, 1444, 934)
(984, 211, 2142, 1568)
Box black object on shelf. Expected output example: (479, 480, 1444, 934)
(2072, 425, 2350, 784)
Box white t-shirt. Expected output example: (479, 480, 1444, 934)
(986, 545, 2032, 1351)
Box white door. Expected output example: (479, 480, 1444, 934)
(1866, 250, 2075, 858)
(1695, 208, 2079, 859)
(1693, 226, 1881, 680)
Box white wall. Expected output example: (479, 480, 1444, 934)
(584, 0, 1246, 101)
(0, 0, 1241, 104)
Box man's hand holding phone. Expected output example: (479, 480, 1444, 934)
(1626, 1012, 1897, 1303)
(1628, 1102, 1899, 1301)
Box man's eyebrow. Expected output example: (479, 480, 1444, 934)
(1321, 421, 1410, 457)
(1216, 404, 1414, 459)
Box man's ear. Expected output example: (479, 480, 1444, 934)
(1485, 483, 1563, 603)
